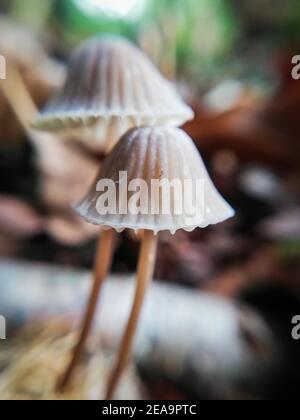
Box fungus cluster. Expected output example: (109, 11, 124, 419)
(34, 35, 234, 400)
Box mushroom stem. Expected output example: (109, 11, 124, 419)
(57, 228, 115, 392)
(105, 229, 158, 400)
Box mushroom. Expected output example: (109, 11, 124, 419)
(36, 35, 194, 392)
(74, 126, 235, 399)
(33, 35, 194, 153)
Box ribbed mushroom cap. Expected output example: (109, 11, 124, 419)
(75, 127, 234, 234)
(33, 36, 194, 152)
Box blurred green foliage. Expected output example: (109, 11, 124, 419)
(56, 0, 140, 43)
(1, 0, 54, 32)
(1, 0, 300, 85)
(54, 0, 238, 81)
(143, 0, 239, 80)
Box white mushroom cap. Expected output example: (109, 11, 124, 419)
(75, 127, 235, 234)
(33, 35, 194, 153)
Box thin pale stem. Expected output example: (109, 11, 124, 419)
(105, 230, 158, 400)
(57, 228, 115, 392)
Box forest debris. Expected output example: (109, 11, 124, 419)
(0, 319, 143, 400)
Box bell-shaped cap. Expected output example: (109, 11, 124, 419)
(0, 17, 65, 90)
(75, 127, 235, 234)
(33, 36, 194, 152)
